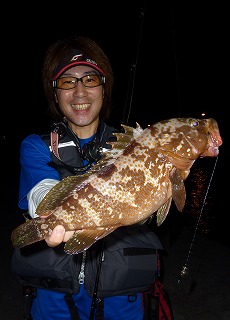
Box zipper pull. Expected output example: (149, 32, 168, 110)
(78, 251, 86, 284)
(78, 271, 85, 284)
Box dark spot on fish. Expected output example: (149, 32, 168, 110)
(97, 163, 116, 178)
(149, 126, 160, 137)
(123, 141, 139, 155)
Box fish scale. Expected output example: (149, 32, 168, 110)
(11, 117, 223, 254)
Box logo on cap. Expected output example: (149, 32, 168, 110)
(71, 54, 98, 67)
(71, 54, 84, 62)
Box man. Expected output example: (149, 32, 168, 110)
(12, 35, 164, 320)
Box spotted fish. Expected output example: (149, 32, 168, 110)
(11, 118, 222, 254)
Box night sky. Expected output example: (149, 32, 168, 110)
(4, 2, 228, 132)
(3, 1, 228, 243)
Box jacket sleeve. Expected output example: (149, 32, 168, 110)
(27, 178, 59, 218)
(18, 134, 60, 211)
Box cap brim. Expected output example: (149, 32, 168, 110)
(53, 62, 105, 80)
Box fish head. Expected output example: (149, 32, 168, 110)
(150, 118, 222, 171)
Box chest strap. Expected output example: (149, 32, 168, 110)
(65, 294, 104, 320)
(64, 294, 81, 320)
(50, 131, 62, 161)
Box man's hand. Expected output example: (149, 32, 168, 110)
(45, 225, 75, 247)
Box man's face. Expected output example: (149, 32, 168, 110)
(56, 65, 104, 133)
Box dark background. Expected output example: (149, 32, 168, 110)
(2, 1, 229, 245)
(1, 4, 229, 318)
(3, 1, 228, 130)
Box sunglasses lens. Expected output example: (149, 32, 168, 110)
(55, 75, 104, 89)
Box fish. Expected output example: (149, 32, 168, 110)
(11, 117, 222, 254)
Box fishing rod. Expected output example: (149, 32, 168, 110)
(122, 5, 145, 125)
(169, 2, 182, 117)
(177, 156, 219, 283)
(122, 1, 182, 125)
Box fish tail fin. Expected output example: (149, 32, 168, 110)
(11, 219, 44, 248)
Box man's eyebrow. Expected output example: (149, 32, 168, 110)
(62, 70, 100, 77)
(83, 70, 100, 75)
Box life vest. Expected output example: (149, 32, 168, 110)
(41, 119, 118, 179)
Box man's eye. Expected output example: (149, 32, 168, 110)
(64, 79, 75, 84)
(85, 77, 95, 83)
(67, 80, 74, 84)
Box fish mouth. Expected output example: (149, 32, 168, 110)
(204, 118, 223, 156)
(200, 133, 222, 157)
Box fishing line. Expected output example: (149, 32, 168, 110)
(122, 5, 145, 125)
(169, 1, 181, 117)
(177, 156, 219, 283)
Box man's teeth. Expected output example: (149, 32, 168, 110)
(72, 104, 90, 110)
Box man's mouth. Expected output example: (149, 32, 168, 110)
(72, 103, 90, 110)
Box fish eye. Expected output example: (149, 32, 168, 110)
(189, 119, 199, 127)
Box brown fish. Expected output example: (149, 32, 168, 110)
(11, 118, 222, 254)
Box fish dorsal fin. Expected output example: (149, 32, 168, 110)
(104, 122, 144, 156)
(80, 123, 144, 173)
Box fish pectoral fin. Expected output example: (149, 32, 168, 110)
(64, 226, 118, 254)
(163, 152, 195, 171)
(179, 170, 190, 180)
(156, 198, 172, 226)
(170, 169, 186, 212)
